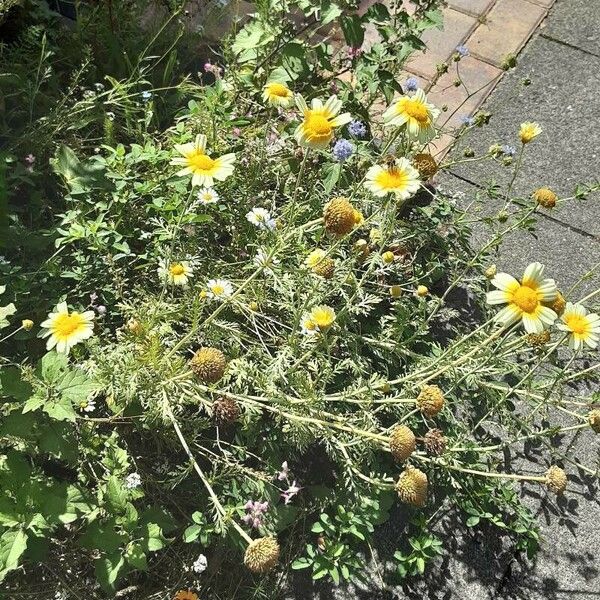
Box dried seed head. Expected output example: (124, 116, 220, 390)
(544, 291, 566, 316)
(190, 347, 227, 383)
(587, 409, 600, 433)
(174, 591, 198, 600)
(416, 385, 445, 418)
(526, 330, 551, 348)
(212, 397, 241, 425)
(312, 257, 335, 279)
(545, 465, 567, 495)
(412, 153, 438, 180)
(389, 425, 416, 462)
(423, 428, 447, 456)
(533, 187, 557, 209)
(244, 537, 280, 573)
(395, 466, 428, 507)
(323, 197, 361, 236)
(485, 264, 497, 279)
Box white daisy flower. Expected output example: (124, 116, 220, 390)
(39, 302, 95, 355)
(486, 262, 557, 333)
(557, 302, 600, 350)
(206, 278, 234, 300)
(198, 187, 219, 204)
(254, 249, 279, 275)
(158, 260, 194, 287)
(246, 207, 276, 231)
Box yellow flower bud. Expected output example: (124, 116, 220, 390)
(382, 251, 395, 264)
(389, 285, 402, 298)
(21, 319, 34, 331)
(416, 285, 429, 297)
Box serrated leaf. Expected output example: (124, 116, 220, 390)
(0, 303, 16, 330)
(58, 369, 99, 404)
(0, 368, 32, 401)
(106, 477, 128, 514)
(43, 396, 77, 422)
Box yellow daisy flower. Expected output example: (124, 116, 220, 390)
(305, 249, 327, 269)
(40, 302, 95, 354)
(262, 82, 294, 108)
(158, 260, 193, 286)
(170, 134, 235, 187)
(364, 157, 421, 199)
(382, 89, 440, 142)
(294, 95, 351, 149)
(309, 305, 336, 330)
(557, 302, 600, 350)
(486, 262, 558, 333)
(519, 122, 542, 144)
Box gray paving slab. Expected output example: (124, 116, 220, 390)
(544, 0, 600, 58)
(447, 35, 600, 237)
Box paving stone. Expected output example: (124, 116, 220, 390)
(447, 35, 600, 237)
(545, 0, 600, 57)
(527, 0, 555, 7)
(467, 0, 547, 67)
(406, 8, 478, 79)
(428, 55, 502, 132)
(448, 0, 496, 16)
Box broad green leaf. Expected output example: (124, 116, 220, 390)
(0, 368, 32, 401)
(0, 303, 15, 330)
(0, 411, 37, 439)
(39, 422, 78, 462)
(58, 369, 99, 403)
(22, 393, 45, 414)
(80, 520, 125, 553)
(340, 14, 364, 47)
(40, 352, 68, 383)
(95, 552, 125, 592)
(320, 0, 342, 24)
(106, 477, 128, 514)
(125, 543, 147, 570)
(0, 497, 19, 527)
(183, 523, 201, 543)
(43, 396, 77, 422)
(143, 522, 165, 552)
(0, 529, 28, 581)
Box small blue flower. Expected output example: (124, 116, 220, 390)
(502, 145, 516, 156)
(141, 91, 152, 102)
(332, 139, 354, 162)
(460, 115, 475, 126)
(456, 45, 469, 57)
(348, 120, 367, 138)
(405, 77, 418, 92)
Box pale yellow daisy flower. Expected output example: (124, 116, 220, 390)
(170, 134, 235, 187)
(557, 302, 600, 350)
(304, 249, 327, 269)
(206, 279, 234, 300)
(40, 301, 94, 354)
(294, 95, 351, 149)
(486, 262, 557, 333)
(309, 305, 336, 331)
(364, 157, 421, 199)
(382, 89, 440, 142)
(519, 122, 542, 144)
(158, 260, 193, 286)
(262, 82, 294, 108)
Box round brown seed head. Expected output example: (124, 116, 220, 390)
(212, 397, 241, 425)
(416, 385, 445, 418)
(423, 428, 447, 456)
(545, 291, 566, 316)
(526, 330, 551, 348)
(412, 153, 438, 180)
(587, 409, 600, 433)
(545, 465, 567, 495)
(323, 197, 358, 236)
(312, 256, 335, 279)
(389, 425, 416, 462)
(244, 537, 280, 574)
(395, 466, 428, 507)
(533, 187, 557, 209)
(190, 347, 227, 383)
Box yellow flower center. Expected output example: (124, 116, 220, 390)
(403, 99, 429, 123)
(188, 152, 216, 172)
(375, 167, 409, 191)
(170, 264, 185, 276)
(305, 113, 333, 137)
(311, 307, 335, 329)
(564, 314, 588, 335)
(53, 313, 86, 338)
(512, 285, 539, 313)
(268, 83, 290, 97)
(211, 285, 224, 295)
